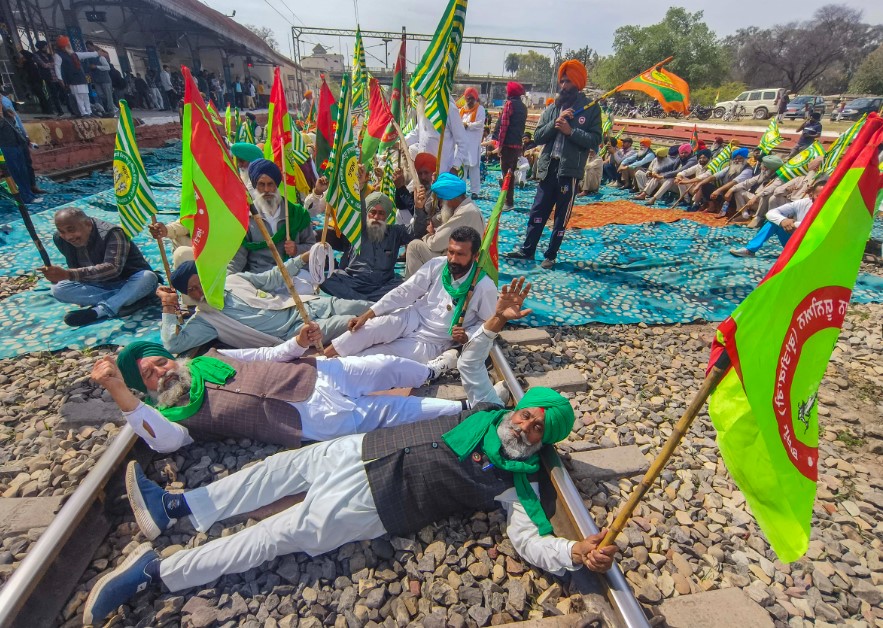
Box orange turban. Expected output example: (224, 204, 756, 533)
(304, 90, 313, 99)
(557, 59, 587, 90)
(639, 138, 652, 147)
(56, 35, 70, 49)
(414, 152, 437, 173)
(544, 97, 555, 106)
(463, 87, 479, 100)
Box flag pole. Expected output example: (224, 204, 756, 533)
(148, 216, 184, 331)
(1, 171, 52, 267)
(598, 350, 731, 549)
(248, 206, 323, 352)
(568, 56, 676, 119)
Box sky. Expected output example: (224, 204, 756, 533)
(203, 0, 883, 76)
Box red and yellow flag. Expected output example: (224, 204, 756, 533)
(618, 66, 690, 115)
(180, 66, 250, 309)
(707, 113, 883, 562)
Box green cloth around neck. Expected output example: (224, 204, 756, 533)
(242, 201, 311, 252)
(152, 356, 237, 423)
(441, 387, 575, 535)
(441, 262, 482, 334)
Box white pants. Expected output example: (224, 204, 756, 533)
(331, 309, 449, 363)
(71, 84, 91, 116)
(465, 163, 481, 195)
(650, 178, 676, 202)
(160, 434, 384, 591)
(298, 356, 461, 441)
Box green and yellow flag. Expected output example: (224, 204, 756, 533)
(618, 65, 690, 115)
(351, 26, 369, 114)
(601, 108, 613, 137)
(224, 105, 233, 143)
(114, 100, 159, 238)
(236, 119, 255, 144)
(326, 74, 362, 250)
(777, 141, 825, 182)
(408, 0, 468, 132)
(180, 67, 250, 309)
(707, 142, 734, 175)
(379, 149, 398, 221)
(758, 118, 784, 154)
(707, 114, 883, 562)
(822, 114, 866, 176)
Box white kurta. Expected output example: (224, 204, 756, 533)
(406, 97, 468, 174)
(330, 257, 497, 362)
(459, 105, 486, 168)
(122, 337, 460, 453)
(157, 325, 580, 592)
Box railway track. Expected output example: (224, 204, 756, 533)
(0, 340, 650, 628)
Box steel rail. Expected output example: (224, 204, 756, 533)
(490, 343, 650, 628)
(0, 425, 139, 628)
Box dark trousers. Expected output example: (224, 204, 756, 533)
(165, 89, 178, 110)
(48, 81, 66, 115)
(499, 146, 520, 206)
(518, 162, 578, 261)
(602, 160, 620, 183)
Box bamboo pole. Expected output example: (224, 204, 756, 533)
(2, 172, 51, 266)
(248, 206, 323, 352)
(598, 351, 731, 549)
(149, 216, 183, 331)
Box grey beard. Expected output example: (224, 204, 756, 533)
(366, 219, 388, 243)
(151, 359, 192, 408)
(727, 162, 744, 178)
(254, 191, 282, 218)
(497, 413, 543, 460)
(440, 204, 455, 223)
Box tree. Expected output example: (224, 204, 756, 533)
(513, 51, 553, 87)
(726, 5, 883, 93)
(849, 43, 883, 95)
(564, 47, 600, 83)
(245, 24, 279, 52)
(504, 53, 520, 76)
(600, 8, 729, 90)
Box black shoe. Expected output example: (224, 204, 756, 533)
(503, 250, 532, 260)
(64, 308, 99, 327)
(118, 294, 161, 317)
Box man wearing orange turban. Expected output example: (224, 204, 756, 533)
(54, 35, 101, 117)
(505, 58, 601, 270)
(458, 87, 486, 198)
(300, 90, 313, 119)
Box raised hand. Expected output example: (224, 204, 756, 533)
(495, 276, 533, 322)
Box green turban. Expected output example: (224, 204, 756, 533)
(364, 191, 394, 217)
(117, 341, 173, 393)
(442, 386, 575, 535)
(762, 155, 784, 171)
(231, 142, 264, 163)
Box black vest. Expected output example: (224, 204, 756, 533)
(57, 50, 87, 85)
(499, 98, 528, 147)
(54, 217, 153, 281)
(363, 405, 532, 536)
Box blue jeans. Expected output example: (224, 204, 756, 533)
(746, 221, 791, 253)
(51, 270, 158, 317)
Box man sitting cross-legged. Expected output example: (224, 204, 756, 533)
(82, 278, 617, 624)
(159, 253, 371, 354)
(325, 226, 497, 365)
(91, 321, 463, 454)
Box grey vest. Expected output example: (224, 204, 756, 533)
(182, 350, 317, 448)
(363, 405, 522, 536)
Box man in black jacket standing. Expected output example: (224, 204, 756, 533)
(505, 60, 601, 269)
(39, 208, 158, 326)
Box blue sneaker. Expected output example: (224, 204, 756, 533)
(83, 543, 158, 624)
(126, 461, 172, 541)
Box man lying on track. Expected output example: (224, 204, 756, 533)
(91, 322, 463, 454)
(83, 278, 617, 624)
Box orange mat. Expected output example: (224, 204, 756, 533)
(569, 200, 729, 229)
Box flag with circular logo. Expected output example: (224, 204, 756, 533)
(707, 114, 883, 562)
(114, 100, 158, 238)
(326, 74, 363, 251)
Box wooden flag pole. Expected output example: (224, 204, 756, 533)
(1, 172, 51, 267)
(598, 351, 731, 549)
(149, 216, 183, 331)
(249, 206, 323, 352)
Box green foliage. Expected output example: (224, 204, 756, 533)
(504, 53, 520, 76)
(602, 7, 729, 89)
(848, 44, 883, 95)
(691, 82, 747, 106)
(512, 50, 554, 87)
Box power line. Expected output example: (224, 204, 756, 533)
(261, 0, 293, 26)
(274, 0, 307, 27)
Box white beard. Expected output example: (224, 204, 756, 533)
(253, 191, 282, 219)
(440, 204, 455, 223)
(151, 359, 193, 408)
(496, 412, 543, 460)
(365, 219, 388, 243)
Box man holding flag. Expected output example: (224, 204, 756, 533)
(505, 59, 602, 270)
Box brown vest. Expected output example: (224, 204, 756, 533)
(182, 350, 317, 448)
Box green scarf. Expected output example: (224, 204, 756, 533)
(242, 201, 311, 252)
(151, 356, 237, 423)
(441, 262, 482, 334)
(441, 387, 575, 535)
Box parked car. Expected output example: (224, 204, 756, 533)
(831, 96, 883, 121)
(714, 88, 783, 120)
(783, 95, 826, 119)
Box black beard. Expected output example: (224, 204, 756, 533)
(448, 262, 470, 278)
(556, 88, 579, 108)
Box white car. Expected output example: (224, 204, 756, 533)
(714, 88, 785, 121)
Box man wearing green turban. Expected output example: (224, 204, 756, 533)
(84, 278, 617, 624)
